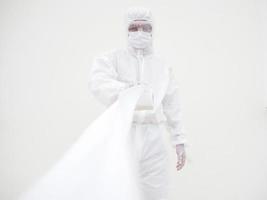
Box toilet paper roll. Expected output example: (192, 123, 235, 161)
(135, 88, 154, 110)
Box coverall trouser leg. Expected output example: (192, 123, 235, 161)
(129, 123, 170, 200)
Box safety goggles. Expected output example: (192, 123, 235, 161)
(128, 21, 152, 33)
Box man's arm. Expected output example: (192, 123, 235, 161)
(89, 52, 132, 107)
(162, 67, 187, 148)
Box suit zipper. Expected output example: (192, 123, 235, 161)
(136, 51, 144, 84)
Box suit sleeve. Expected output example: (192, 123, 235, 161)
(162, 67, 187, 148)
(89, 53, 131, 107)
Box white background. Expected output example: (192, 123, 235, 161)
(1, 0, 267, 200)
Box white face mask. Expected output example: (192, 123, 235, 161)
(128, 31, 152, 49)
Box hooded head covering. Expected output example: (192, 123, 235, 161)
(125, 7, 153, 27)
(125, 7, 154, 54)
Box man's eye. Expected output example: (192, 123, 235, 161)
(143, 25, 152, 32)
(129, 27, 138, 32)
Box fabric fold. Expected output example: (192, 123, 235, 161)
(18, 86, 145, 200)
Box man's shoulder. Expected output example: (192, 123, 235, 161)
(92, 48, 127, 67)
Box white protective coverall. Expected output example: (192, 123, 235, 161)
(16, 7, 187, 200)
(89, 7, 187, 200)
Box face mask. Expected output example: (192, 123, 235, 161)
(128, 31, 152, 49)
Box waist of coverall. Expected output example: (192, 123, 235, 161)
(132, 104, 167, 124)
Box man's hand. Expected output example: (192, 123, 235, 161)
(176, 144, 186, 171)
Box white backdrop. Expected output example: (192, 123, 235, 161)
(1, 0, 267, 200)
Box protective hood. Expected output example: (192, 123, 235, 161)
(125, 7, 153, 27)
(125, 7, 154, 52)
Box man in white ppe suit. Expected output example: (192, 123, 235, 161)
(90, 7, 187, 200)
